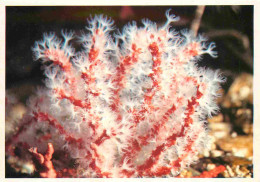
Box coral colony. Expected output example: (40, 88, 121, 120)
(6, 10, 225, 177)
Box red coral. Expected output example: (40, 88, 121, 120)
(194, 165, 226, 178)
(29, 143, 57, 178)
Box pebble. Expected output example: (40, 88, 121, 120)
(178, 169, 193, 178)
(207, 163, 216, 171)
(7, 156, 35, 174)
(216, 136, 253, 158)
(242, 123, 253, 135)
(222, 73, 253, 108)
(209, 122, 231, 139)
(223, 164, 252, 178)
(5, 103, 27, 137)
(211, 150, 224, 157)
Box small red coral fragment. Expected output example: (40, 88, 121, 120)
(29, 143, 57, 178)
(194, 165, 226, 178)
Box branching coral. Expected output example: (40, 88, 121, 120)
(6, 10, 225, 177)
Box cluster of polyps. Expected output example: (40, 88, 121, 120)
(6, 10, 225, 177)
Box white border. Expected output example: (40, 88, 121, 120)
(1, 1, 259, 182)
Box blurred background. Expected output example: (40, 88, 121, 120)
(6, 6, 253, 177)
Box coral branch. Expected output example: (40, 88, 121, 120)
(29, 143, 57, 178)
(193, 165, 226, 178)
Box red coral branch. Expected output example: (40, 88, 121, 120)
(5, 116, 36, 153)
(194, 165, 226, 178)
(44, 49, 72, 71)
(29, 143, 57, 178)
